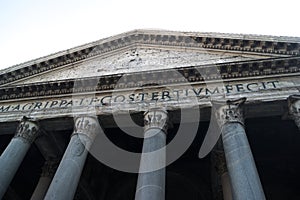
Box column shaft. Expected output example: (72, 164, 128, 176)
(212, 141, 233, 200)
(135, 109, 168, 200)
(221, 172, 233, 200)
(222, 122, 265, 200)
(135, 129, 166, 200)
(44, 116, 98, 200)
(30, 160, 58, 200)
(0, 138, 31, 196)
(214, 98, 265, 200)
(31, 177, 52, 200)
(0, 118, 39, 199)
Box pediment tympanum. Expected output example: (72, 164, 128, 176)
(8, 47, 273, 86)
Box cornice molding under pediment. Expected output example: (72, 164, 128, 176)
(0, 56, 299, 101)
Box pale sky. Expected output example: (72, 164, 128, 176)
(0, 0, 299, 70)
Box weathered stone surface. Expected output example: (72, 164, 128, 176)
(0, 29, 299, 199)
(44, 116, 99, 200)
(13, 48, 265, 86)
(135, 109, 167, 200)
(222, 123, 265, 200)
(288, 94, 300, 129)
(216, 99, 266, 200)
(0, 119, 39, 199)
(2, 29, 297, 87)
(0, 76, 298, 122)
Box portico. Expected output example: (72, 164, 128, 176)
(0, 29, 300, 199)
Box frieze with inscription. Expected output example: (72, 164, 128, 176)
(0, 81, 280, 113)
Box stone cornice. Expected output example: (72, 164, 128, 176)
(0, 56, 299, 101)
(0, 30, 299, 86)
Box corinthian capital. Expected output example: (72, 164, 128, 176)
(144, 109, 168, 133)
(288, 94, 300, 129)
(15, 117, 40, 144)
(74, 116, 99, 140)
(213, 97, 246, 127)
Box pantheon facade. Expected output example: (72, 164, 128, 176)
(0, 29, 300, 200)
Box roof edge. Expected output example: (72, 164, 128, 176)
(0, 29, 299, 85)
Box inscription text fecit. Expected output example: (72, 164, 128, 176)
(0, 81, 279, 113)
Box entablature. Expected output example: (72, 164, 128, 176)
(0, 56, 300, 101)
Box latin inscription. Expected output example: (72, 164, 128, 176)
(0, 81, 279, 113)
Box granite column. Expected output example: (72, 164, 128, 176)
(30, 159, 58, 200)
(214, 98, 265, 200)
(212, 140, 233, 200)
(0, 117, 39, 199)
(44, 116, 98, 200)
(135, 109, 168, 200)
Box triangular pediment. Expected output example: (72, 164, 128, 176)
(6, 47, 277, 86)
(0, 29, 299, 86)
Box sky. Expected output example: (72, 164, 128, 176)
(0, 0, 299, 70)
